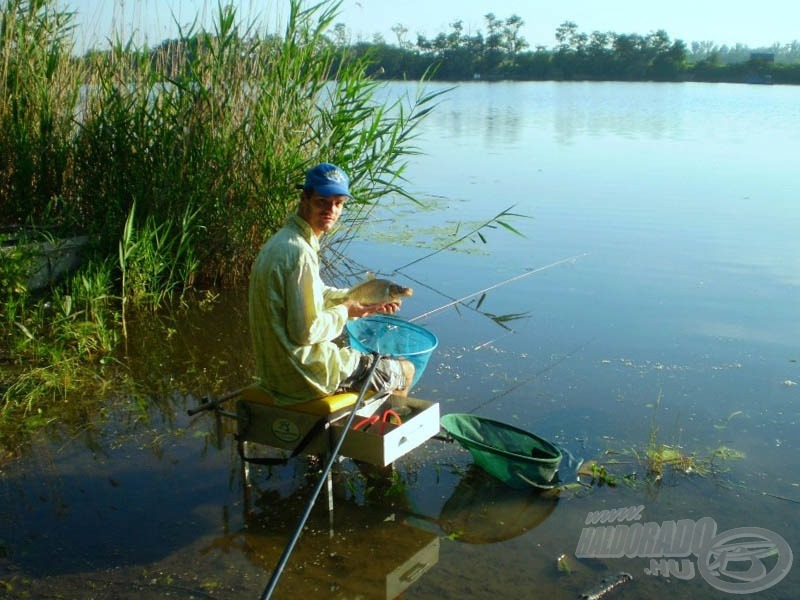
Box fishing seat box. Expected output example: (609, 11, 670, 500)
(235, 384, 439, 467)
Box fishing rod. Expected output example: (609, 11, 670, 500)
(409, 252, 590, 323)
(186, 386, 249, 416)
(259, 355, 382, 600)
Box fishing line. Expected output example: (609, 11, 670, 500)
(466, 339, 595, 414)
(409, 252, 590, 323)
(470, 332, 514, 353)
(398, 270, 519, 327)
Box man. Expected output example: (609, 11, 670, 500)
(248, 163, 414, 405)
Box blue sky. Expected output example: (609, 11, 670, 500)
(61, 0, 800, 52)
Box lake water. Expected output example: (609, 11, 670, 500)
(2, 81, 799, 599)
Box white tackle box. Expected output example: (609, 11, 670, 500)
(234, 386, 439, 467)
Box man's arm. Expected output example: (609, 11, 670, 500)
(285, 260, 348, 345)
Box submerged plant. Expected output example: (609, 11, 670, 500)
(596, 395, 746, 490)
(562, 392, 749, 497)
(0, 256, 123, 451)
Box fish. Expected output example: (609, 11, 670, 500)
(346, 273, 413, 305)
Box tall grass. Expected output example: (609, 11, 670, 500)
(0, 0, 82, 231)
(69, 0, 442, 289)
(2, 0, 441, 289)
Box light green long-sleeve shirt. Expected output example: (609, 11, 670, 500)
(248, 215, 360, 405)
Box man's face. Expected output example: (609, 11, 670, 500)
(298, 192, 346, 237)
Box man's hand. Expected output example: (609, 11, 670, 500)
(344, 299, 401, 319)
(377, 301, 401, 315)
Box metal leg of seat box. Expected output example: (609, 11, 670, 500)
(326, 467, 335, 537)
(239, 439, 248, 512)
(242, 440, 251, 484)
(325, 418, 336, 536)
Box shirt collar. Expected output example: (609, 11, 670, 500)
(289, 214, 320, 252)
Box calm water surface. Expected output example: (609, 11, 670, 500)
(2, 82, 799, 599)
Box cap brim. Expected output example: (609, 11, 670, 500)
(313, 183, 351, 197)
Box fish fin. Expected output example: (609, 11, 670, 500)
(347, 271, 374, 294)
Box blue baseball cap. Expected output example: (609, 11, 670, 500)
(301, 163, 351, 197)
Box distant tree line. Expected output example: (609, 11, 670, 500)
(330, 16, 800, 85)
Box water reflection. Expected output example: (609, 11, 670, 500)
(0, 445, 228, 577)
(206, 465, 440, 599)
(422, 81, 691, 149)
(551, 82, 684, 143)
(417, 465, 558, 544)
(122, 288, 253, 398)
(419, 81, 797, 151)
(203, 457, 557, 597)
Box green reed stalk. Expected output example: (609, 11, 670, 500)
(0, 0, 84, 231)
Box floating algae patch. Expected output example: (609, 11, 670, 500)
(645, 444, 698, 475)
(612, 393, 748, 484)
(354, 196, 525, 256)
(598, 438, 747, 487)
(711, 445, 747, 461)
(560, 413, 749, 495)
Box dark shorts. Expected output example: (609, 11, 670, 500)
(339, 353, 407, 394)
